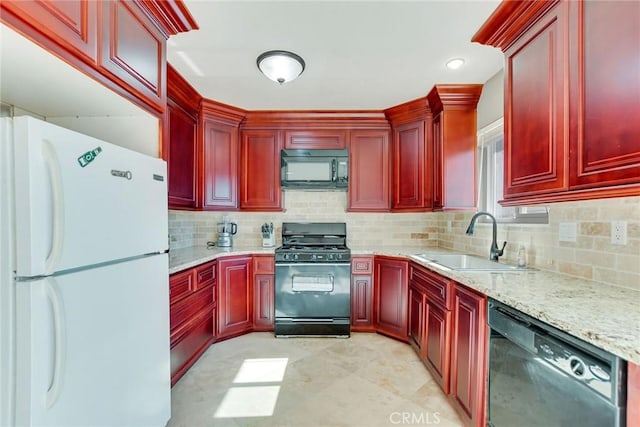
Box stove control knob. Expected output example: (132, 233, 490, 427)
(283, 253, 290, 261)
(328, 254, 334, 260)
(293, 254, 299, 261)
(337, 254, 342, 260)
(311, 254, 316, 260)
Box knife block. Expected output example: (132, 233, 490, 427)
(262, 232, 276, 247)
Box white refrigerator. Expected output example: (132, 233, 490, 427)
(0, 116, 171, 426)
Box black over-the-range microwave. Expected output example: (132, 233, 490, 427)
(280, 149, 348, 190)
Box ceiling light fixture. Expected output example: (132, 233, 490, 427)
(257, 50, 305, 84)
(445, 58, 465, 70)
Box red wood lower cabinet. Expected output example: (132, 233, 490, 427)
(351, 256, 374, 331)
(410, 264, 453, 393)
(450, 284, 487, 427)
(425, 301, 451, 393)
(253, 255, 275, 331)
(629, 362, 640, 427)
(217, 256, 253, 339)
(374, 256, 408, 341)
(408, 286, 426, 353)
(169, 261, 217, 386)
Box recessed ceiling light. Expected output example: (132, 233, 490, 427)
(446, 58, 465, 70)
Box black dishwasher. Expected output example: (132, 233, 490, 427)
(487, 299, 627, 427)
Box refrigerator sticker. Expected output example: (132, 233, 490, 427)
(111, 170, 133, 180)
(77, 147, 102, 167)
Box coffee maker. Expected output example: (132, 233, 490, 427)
(216, 217, 237, 247)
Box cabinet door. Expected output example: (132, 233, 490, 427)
(432, 113, 444, 209)
(450, 285, 487, 427)
(503, 2, 568, 198)
(284, 129, 346, 149)
(351, 275, 373, 331)
(374, 257, 408, 341)
(569, 0, 640, 190)
(393, 121, 426, 210)
(628, 362, 640, 427)
(348, 130, 391, 212)
(408, 287, 425, 354)
(253, 274, 274, 331)
(170, 305, 214, 386)
(425, 301, 451, 394)
(201, 118, 238, 209)
(217, 256, 252, 339)
(240, 130, 282, 211)
(100, 0, 166, 113)
(167, 100, 197, 208)
(0, 0, 98, 65)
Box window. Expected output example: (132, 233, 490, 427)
(477, 118, 548, 224)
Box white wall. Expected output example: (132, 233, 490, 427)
(476, 68, 504, 129)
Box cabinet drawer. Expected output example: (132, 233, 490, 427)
(284, 130, 347, 149)
(253, 255, 275, 274)
(351, 256, 373, 274)
(170, 285, 214, 335)
(170, 306, 214, 384)
(195, 261, 216, 288)
(169, 269, 194, 305)
(411, 264, 452, 309)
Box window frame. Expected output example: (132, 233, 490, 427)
(477, 118, 548, 225)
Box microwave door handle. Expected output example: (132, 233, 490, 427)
(332, 159, 337, 182)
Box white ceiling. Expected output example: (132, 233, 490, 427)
(167, 0, 505, 110)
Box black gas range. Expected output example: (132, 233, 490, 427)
(274, 222, 351, 337)
(274, 222, 351, 263)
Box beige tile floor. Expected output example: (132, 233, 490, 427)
(168, 332, 464, 427)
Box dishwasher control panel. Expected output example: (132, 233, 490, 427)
(534, 333, 612, 399)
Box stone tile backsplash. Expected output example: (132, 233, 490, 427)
(169, 191, 439, 250)
(169, 194, 640, 290)
(438, 196, 640, 291)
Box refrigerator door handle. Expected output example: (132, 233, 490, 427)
(42, 140, 65, 275)
(44, 277, 66, 408)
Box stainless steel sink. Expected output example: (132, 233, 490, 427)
(413, 253, 525, 271)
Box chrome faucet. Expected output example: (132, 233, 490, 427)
(465, 212, 507, 262)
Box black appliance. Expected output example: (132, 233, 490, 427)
(280, 149, 348, 190)
(488, 299, 626, 427)
(274, 222, 351, 337)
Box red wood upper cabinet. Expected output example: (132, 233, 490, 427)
(166, 65, 200, 209)
(505, 2, 568, 200)
(217, 256, 253, 340)
(450, 284, 487, 427)
(0, 0, 99, 65)
(100, 0, 166, 113)
(473, 0, 640, 204)
(199, 100, 245, 210)
(167, 102, 197, 208)
(240, 129, 282, 211)
(385, 97, 432, 212)
(284, 129, 347, 149)
(427, 85, 482, 211)
(374, 256, 409, 341)
(393, 120, 427, 210)
(347, 130, 391, 212)
(568, 0, 640, 191)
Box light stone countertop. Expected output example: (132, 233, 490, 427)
(168, 245, 275, 274)
(169, 245, 640, 364)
